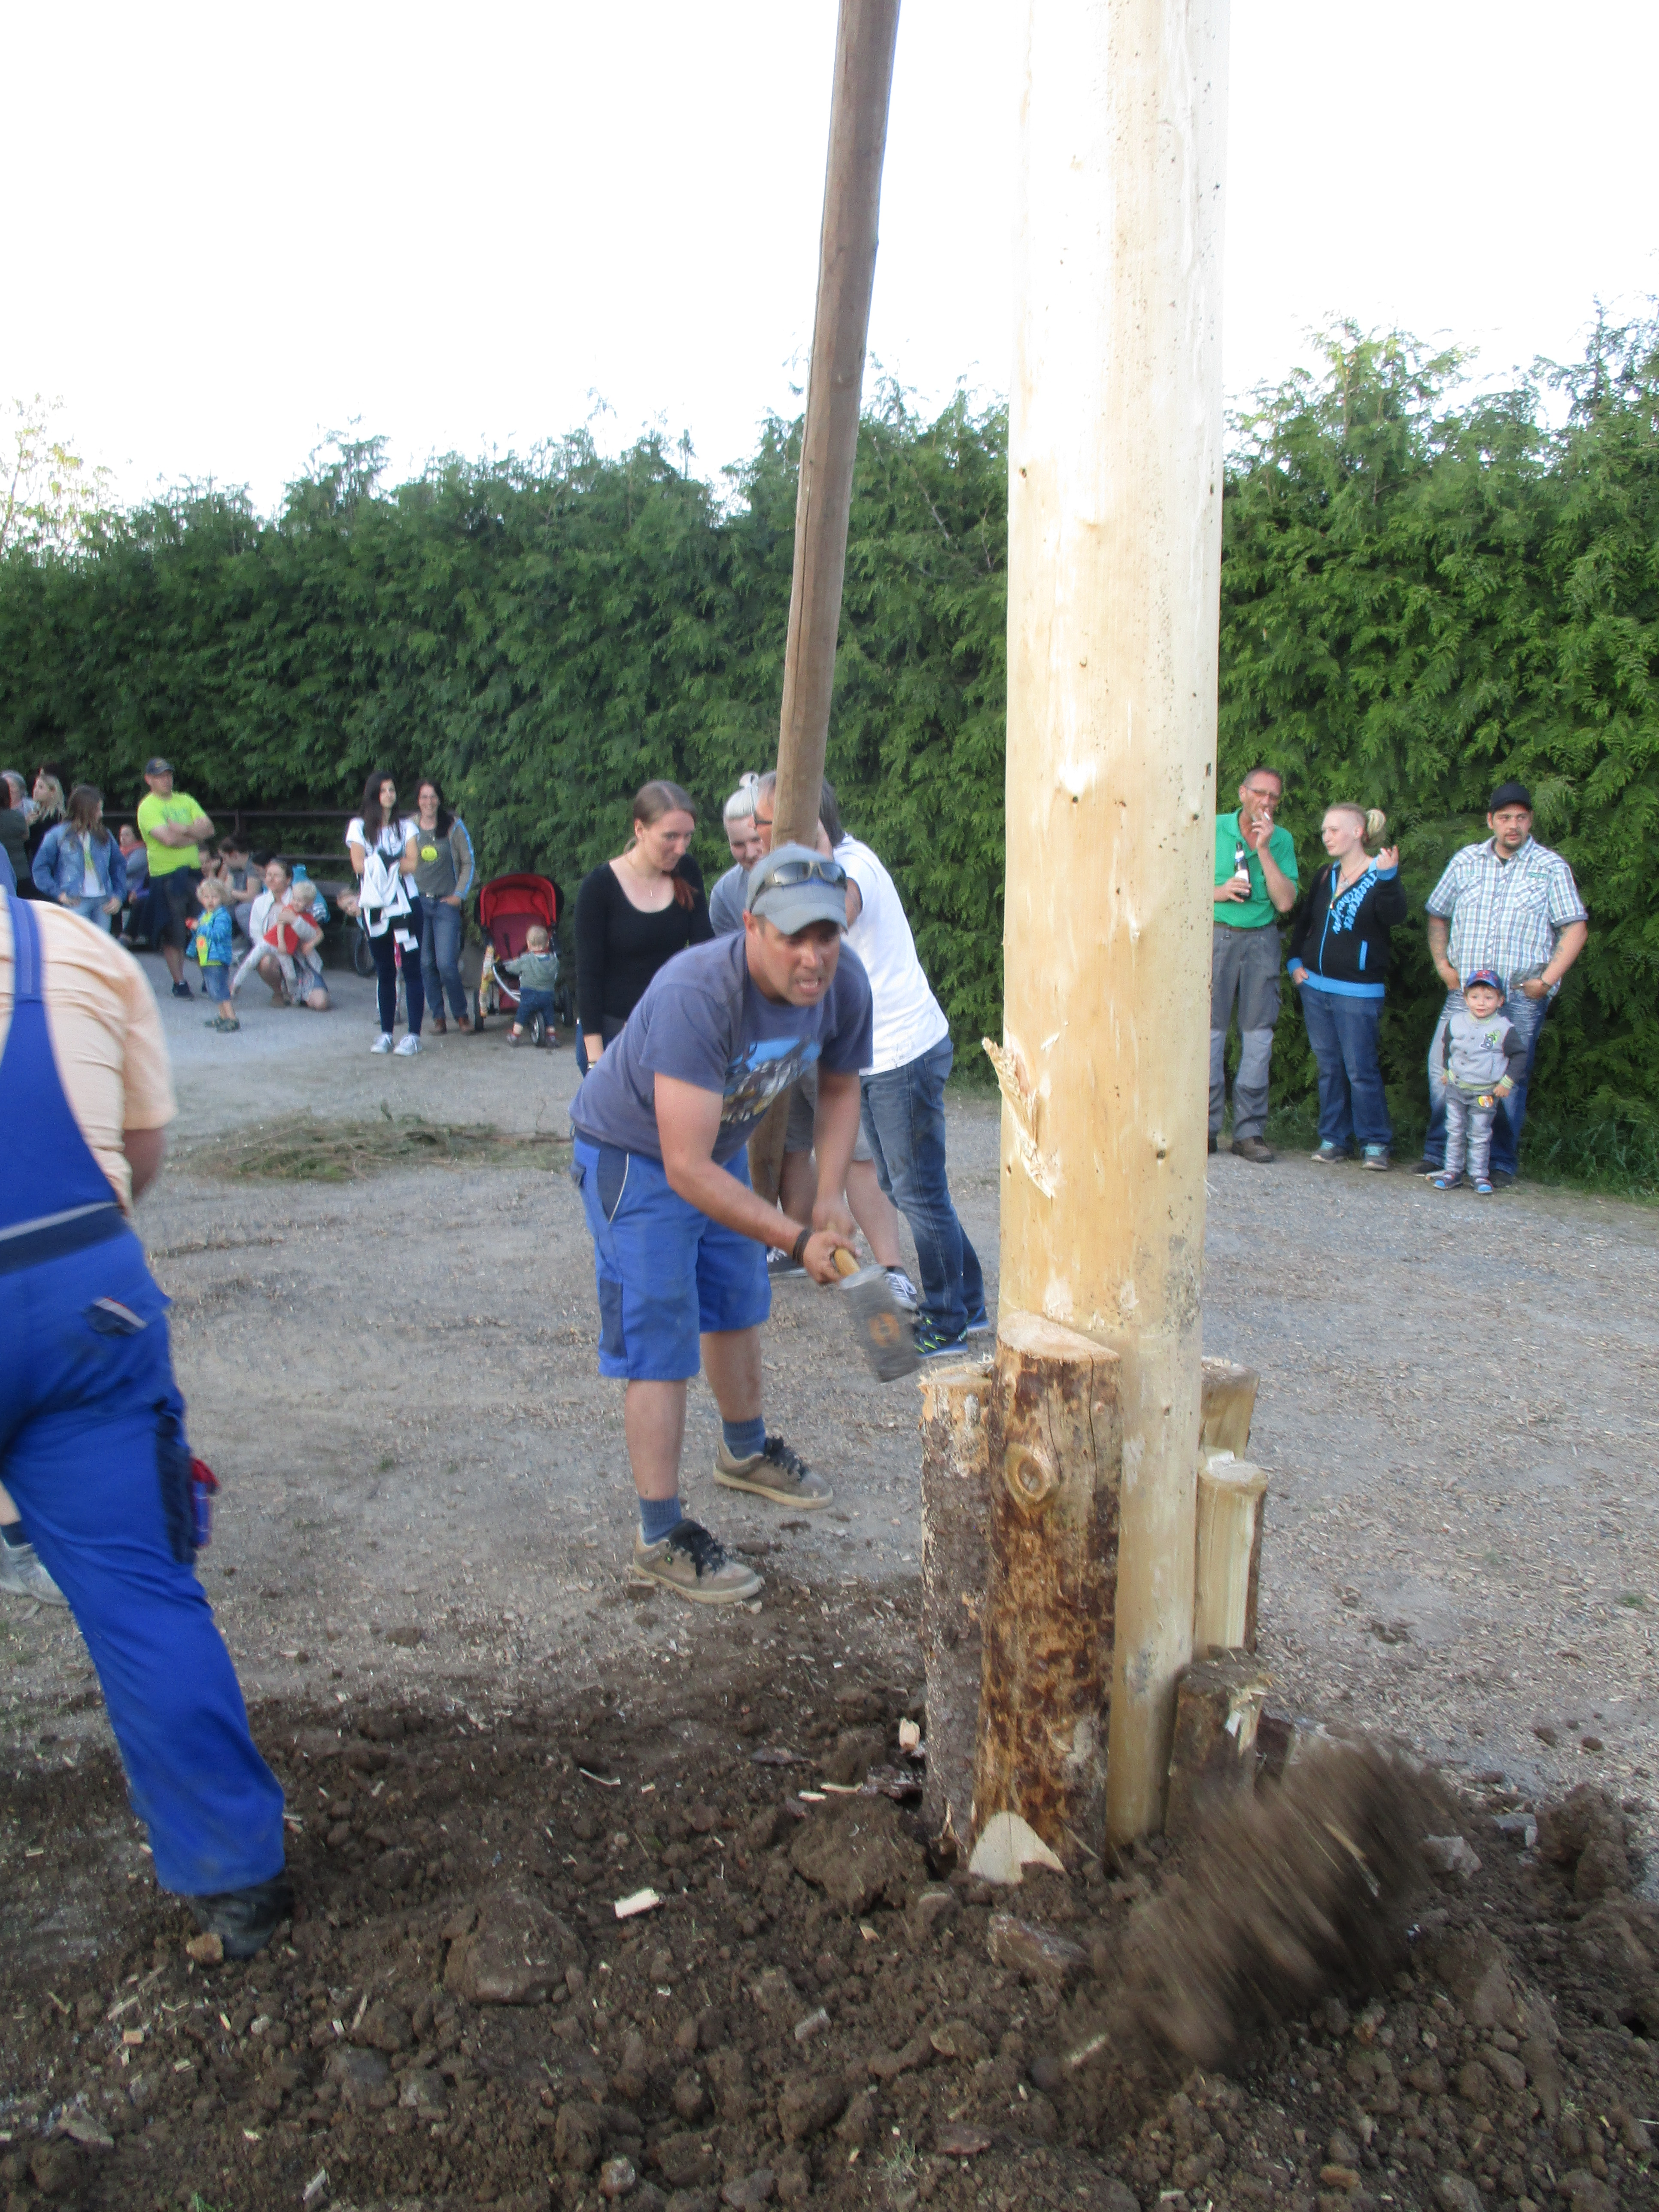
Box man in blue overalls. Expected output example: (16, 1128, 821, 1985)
(0, 888, 291, 1956)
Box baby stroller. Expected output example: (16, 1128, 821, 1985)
(475, 873, 565, 1042)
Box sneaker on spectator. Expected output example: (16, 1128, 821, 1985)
(714, 1434, 832, 1509)
(766, 1247, 805, 1279)
(1361, 1145, 1391, 1172)
(1431, 1171, 1462, 1191)
(394, 1034, 422, 1056)
(884, 1267, 920, 1313)
(0, 1539, 68, 1606)
(1474, 1178, 1494, 1196)
(171, 980, 192, 1000)
(1310, 1142, 1346, 1165)
(965, 1310, 993, 1337)
(631, 1520, 762, 1606)
(371, 1033, 394, 1054)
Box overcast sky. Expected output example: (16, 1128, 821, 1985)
(7, 0, 1656, 514)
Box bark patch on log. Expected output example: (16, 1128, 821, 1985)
(972, 1311, 1120, 1863)
(918, 1355, 996, 1848)
(1164, 1651, 1273, 1845)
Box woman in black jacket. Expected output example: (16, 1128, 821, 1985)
(1286, 804, 1407, 1169)
(573, 781, 712, 1073)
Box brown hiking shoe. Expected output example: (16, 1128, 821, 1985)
(1231, 1136, 1276, 1164)
(457, 1012, 474, 1033)
(429, 1016, 448, 1035)
(714, 1434, 833, 1509)
(631, 1519, 762, 1606)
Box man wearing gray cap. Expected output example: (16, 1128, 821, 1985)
(569, 845, 872, 1604)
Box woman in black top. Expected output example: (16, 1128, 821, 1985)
(574, 780, 711, 1073)
(1285, 803, 1407, 1169)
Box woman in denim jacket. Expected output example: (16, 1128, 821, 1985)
(31, 784, 128, 928)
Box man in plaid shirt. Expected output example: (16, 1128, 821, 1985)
(1419, 781, 1589, 1182)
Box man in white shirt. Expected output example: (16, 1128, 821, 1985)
(752, 775, 986, 1359)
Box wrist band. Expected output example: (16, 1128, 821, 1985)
(791, 1226, 811, 1267)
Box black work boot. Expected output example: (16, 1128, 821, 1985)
(188, 1872, 295, 1959)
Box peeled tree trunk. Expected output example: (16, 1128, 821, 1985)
(993, 0, 1230, 1845)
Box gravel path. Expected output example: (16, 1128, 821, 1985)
(3, 950, 1653, 1875)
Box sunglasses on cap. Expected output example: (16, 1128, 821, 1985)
(750, 856, 848, 898)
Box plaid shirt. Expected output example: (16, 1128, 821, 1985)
(1425, 836, 1587, 994)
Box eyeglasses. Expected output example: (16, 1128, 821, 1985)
(750, 856, 847, 899)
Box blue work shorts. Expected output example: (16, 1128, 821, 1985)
(571, 1139, 770, 1381)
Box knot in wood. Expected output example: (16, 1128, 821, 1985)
(1004, 1442, 1058, 1511)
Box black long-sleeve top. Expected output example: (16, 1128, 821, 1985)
(1285, 860, 1408, 996)
(574, 855, 711, 1037)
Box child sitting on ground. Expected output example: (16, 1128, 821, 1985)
(190, 878, 239, 1033)
(1432, 969, 1528, 1196)
(501, 924, 560, 1045)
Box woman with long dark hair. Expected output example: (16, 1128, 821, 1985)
(31, 784, 127, 928)
(340, 770, 424, 1055)
(412, 777, 475, 1034)
(573, 780, 711, 1073)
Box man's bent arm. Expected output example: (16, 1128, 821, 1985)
(124, 1127, 167, 1201)
(809, 1070, 861, 1237)
(1542, 918, 1588, 987)
(1427, 914, 1458, 986)
(655, 1075, 852, 1270)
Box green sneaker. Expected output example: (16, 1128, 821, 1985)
(713, 1434, 833, 1509)
(631, 1519, 763, 1606)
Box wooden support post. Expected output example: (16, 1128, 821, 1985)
(1200, 1358, 1259, 1459)
(770, 0, 900, 850)
(972, 1315, 1121, 1863)
(995, 0, 1230, 1846)
(1193, 1454, 1267, 1656)
(918, 1357, 997, 1851)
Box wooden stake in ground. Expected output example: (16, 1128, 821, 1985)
(768, 0, 900, 848)
(989, 0, 1229, 1848)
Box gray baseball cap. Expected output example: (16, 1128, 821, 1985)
(143, 756, 173, 778)
(745, 844, 849, 934)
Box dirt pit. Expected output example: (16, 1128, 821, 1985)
(3, 1620, 1656, 2212)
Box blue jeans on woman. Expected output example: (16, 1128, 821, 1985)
(419, 896, 467, 1021)
(859, 1035, 984, 1340)
(1299, 985, 1390, 1152)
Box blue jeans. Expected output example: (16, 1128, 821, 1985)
(0, 1229, 286, 1895)
(419, 896, 467, 1021)
(1423, 987, 1548, 1177)
(860, 1036, 984, 1339)
(67, 896, 113, 930)
(515, 987, 556, 1027)
(1298, 985, 1390, 1151)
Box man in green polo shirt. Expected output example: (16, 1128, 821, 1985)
(1211, 765, 1298, 1163)
(135, 757, 214, 999)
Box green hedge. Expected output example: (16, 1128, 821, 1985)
(3, 319, 1656, 1137)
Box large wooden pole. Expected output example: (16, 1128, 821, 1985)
(998, 0, 1229, 1844)
(770, 0, 900, 849)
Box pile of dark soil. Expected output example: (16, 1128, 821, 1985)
(3, 1643, 1656, 2212)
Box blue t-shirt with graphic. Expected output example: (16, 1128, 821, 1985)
(570, 932, 873, 1166)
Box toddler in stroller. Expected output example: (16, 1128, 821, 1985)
(476, 872, 565, 1040)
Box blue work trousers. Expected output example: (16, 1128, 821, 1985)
(419, 896, 467, 1022)
(0, 1229, 286, 1896)
(1299, 986, 1391, 1152)
(860, 1036, 984, 1339)
(1422, 988, 1548, 1177)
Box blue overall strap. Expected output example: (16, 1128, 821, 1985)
(0, 893, 125, 1253)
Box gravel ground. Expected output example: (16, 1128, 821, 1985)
(3, 949, 1655, 1880)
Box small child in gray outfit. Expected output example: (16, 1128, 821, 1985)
(502, 923, 560, 1045)
(1432, 969, 1528, 1195)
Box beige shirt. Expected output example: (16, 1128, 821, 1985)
(0, 899, 177, 1212)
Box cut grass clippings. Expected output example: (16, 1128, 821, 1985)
(188, 1108, 570, 1183)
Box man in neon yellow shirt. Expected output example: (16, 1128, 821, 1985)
(135, 758, 214, 999)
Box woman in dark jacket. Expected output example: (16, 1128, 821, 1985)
(573, 780, 711, 1073)
(1286, 804, 1407, 1170)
